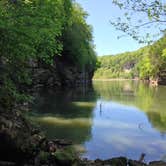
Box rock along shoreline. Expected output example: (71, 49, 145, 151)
(0, 109, 166, 166)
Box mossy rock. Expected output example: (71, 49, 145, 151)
(38, 151, 50, 163)
(54, 147, 77, 166)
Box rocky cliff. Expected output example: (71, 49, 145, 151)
(0, 55, 96, 165)
(29, 56, 94, 91)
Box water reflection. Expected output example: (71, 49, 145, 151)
(31, 81, 166, 161)
(93, 81, 166, 133)
(31, 85, 96, 144)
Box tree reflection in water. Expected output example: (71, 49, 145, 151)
(31, 80, 166, 161)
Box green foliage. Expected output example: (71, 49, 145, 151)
(94, 36, 166, 80)
(138, 56, 154, 79)
(0, 0, 66, 107)
(62, 3, 97, 71)
(54, 147, 76, 163)
(94, 47, 145, 79)
(0, 0, 96, 109)
(138, 36, 166, 79)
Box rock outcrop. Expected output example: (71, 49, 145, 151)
(29, 56, 94, 91)
(158, 70, 166, 85)
(0, 108, 76, 165)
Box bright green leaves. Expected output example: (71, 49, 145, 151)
(162, 49, 166, 60)
(0, 0, 67, 107)
(94, 35, 166, 80)
(62, 3, 96, 71)
(136, 36, 166, 79)
(138, 56, 155, 79)
(0, 0, 96, 108)
(1, 0, 66, 62)
(94, 48, 143, 79)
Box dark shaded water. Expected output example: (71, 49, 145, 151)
(31, 80, 166, 162)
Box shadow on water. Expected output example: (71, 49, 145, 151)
(30, 85, 97, 144)
(30, 80, 166, 161)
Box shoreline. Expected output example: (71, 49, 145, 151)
(1, 104, 166, 166)
(92, 78, 140, 81)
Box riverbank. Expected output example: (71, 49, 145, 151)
(93, 78, 164, 87)
(0, 108, 166, 166)
(93, 78, 139, 81)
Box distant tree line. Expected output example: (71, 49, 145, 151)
(94, 36, 166, 80)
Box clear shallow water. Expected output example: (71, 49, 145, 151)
(31, 80, 166, 162)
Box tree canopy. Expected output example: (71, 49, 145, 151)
(0, 0, 97, 109)
(94, 1, 166, 80)
(94, 36, 166, 80)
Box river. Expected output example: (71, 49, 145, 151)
(31, 80, 166, 162)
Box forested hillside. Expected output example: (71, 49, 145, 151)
(0, 0, 97, 109)
(94, 36, 166, 84)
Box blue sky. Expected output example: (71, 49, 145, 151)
(75, 0, 148, 56)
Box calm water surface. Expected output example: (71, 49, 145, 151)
(31, 80, 166, 162)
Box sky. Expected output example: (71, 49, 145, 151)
(75, 0, 148, 56)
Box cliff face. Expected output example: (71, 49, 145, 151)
(158, 70, 166, 85)
(0, 56, 95, 165)
(30, 56, 94, 90)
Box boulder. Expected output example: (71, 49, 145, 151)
(149, 161, 166, 166)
